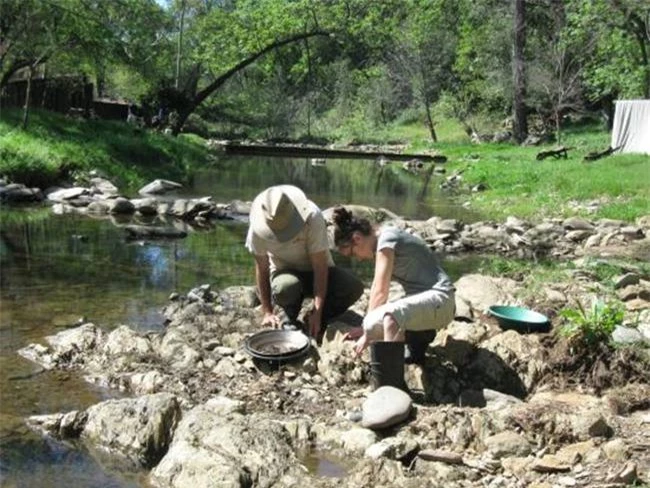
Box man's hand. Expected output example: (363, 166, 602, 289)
(261, 311, 281, 328)
(354, 332, 370, 357)
(308, 309, 321, 338)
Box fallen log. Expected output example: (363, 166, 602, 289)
(219, 141, 445, 163)
(584, 146, 620, 162)
(536, 146, 570, 161)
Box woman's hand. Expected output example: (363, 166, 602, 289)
(261, 312, 281, 328)
(344, 327, 364, 340)
(354, 332, 370, 357)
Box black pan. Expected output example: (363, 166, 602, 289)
(244, 329, 311, 361)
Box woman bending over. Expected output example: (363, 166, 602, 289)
(331, 207, 456, 386)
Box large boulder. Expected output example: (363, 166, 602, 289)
(150, 397, 302, 488)
(81, 393, 181, 468)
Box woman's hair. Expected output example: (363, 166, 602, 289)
(331, 206, 372, 246)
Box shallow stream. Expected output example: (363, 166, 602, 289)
(0, 154, 480, 486)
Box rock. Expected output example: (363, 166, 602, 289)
(555, 440, 601, 465)
(602, 438, 629, 461)
(626, 298, 650, 311)
(611, 326, 644, 345)
(454, 274, 517, 315)
(618, 284, 649, 301)
(636, 215, 650, 229)
(608, 461, 638, 484)
(46, 187, 89, 202)
(565, 230, 593, 242)
(364, 437, 419, 460)
(544, 287, 567, 304)
(151, 398, 299, 487)
(418, 449, 464, 465)
(436, 219, 461, 233)
(361, 386, 412, 430)
(101, 325, 153, 357)
(531, 455, 571, 473)
(129, 370, 166, 395)
(29, 410, 87, 439)
(0, 184, 43, 203)
(81, 393, 181, 468)
(340, 427, 379, 453)
(130, 198, 159, 215)
(90, 177, 119, 196)
(614, 273, 641, 289)
(107, 197, 135, 214)
(598, 219, 625, 229)
(138, 179, 183, 196)
(584, 234, 602, 248)
(18, 323, 104, 369)
(484, 431, 532, 458)
(619, 226, 644, 240)
(562, 217, 594, 231)
(227, 199, 251, 215)
(87, 200, 110, 214)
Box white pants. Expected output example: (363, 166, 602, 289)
(362, 289, 455, 338)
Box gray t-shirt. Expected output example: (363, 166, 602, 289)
(377, 226, 453, 295)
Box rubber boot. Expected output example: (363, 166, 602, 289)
(404, 329, 437, 365)
(369, 341, 409, 392)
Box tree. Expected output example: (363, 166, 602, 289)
(512, 0, 527, 143)
(567, 0, 650, 103)
(389, 0, 460, 142)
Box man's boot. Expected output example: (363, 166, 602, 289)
(369, 341, 409, 392)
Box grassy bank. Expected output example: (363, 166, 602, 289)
(0, 108, 210, 192)
(1, 108, 648, 222)
(390, 119, 650, 222)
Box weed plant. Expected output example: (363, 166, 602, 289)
(559, 299, 624, 347)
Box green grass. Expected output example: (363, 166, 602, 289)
(380, 119, 650, 222)
(0, 108, 210, 193)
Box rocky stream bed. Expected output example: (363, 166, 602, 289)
(5, 176, 650, 487)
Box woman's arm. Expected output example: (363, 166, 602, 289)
(368, 247, 394, 312)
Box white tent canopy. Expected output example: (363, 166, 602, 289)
(611, 99, 650, 155)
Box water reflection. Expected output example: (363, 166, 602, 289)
(189, 155, 477, 221)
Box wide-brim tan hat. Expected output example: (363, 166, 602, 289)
(250, 185, 312, 242)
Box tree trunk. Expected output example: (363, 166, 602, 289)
(512, 0, 527, 144)
(304, 37, 313, 137)
(22, 65, 34, 129)
(424, 100, 438, 143)
(172, 30, 330, 135)
(175, 0, 186, 90)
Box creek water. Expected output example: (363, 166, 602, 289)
(0, 154, 479, 486)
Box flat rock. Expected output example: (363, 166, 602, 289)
(138, 179, 183, 196)
(361, 386, 412, 430)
